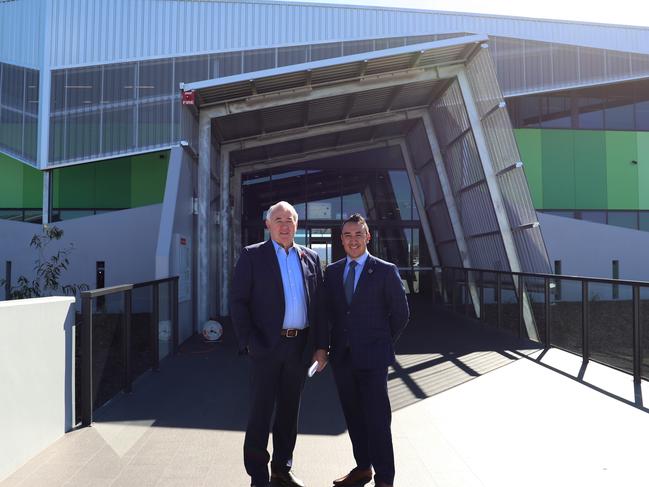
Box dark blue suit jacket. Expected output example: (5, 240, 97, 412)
(318, 254, 409, 369)
(230, 239, 323, 359)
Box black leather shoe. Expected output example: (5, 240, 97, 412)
(333, 467, 373, 486)
(270, 469, 306, 487)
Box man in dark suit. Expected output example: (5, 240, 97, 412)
(231, 201, 323, 487)
(313, 213, 409, 487)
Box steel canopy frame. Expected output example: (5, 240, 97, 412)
(184, 35, 549, 331)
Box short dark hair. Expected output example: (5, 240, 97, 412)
(342, 213, 369, 233)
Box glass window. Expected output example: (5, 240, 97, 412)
(388, 171, 413, 220)
(579, 211, 606, 224)
(310, 42, 342, 62)
(552, 44, 579, 85)
(540, 95, 571, 128)
(605, 85, 635, 130)
(103, 63, 135, 104)
(343, 40, 373, 55)
(0, 108, 23, 154)
(174, 55, 209, 90)
(639, 212, 649, 232)
(65, 67, 101, 109)
(578, 96, 604, 129)
(102, 106, 135, 154)
(608, 211, 638, 230)
(138, 100, 172, 148)
(307, 197, 340, 221)
(25, 69, 39, 115)
(634, 80, 649, 131)
(138, 59, 173, 99)
(65, 111, 100, 160)
(50, 70, 66, 112)
(210, 52, 242, 78)
(342, 193, 365, 219)
(277, 46, 307, 67)
(243, 49, 275, 73)
(0, 63, 25, 110)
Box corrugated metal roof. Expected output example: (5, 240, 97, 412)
(3, 0, 647, 70)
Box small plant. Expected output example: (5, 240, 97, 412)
(1, 225, 89, 300)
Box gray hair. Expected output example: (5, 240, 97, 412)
(266, 201, 298, 222)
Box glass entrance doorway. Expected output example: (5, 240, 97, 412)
(239, 149, 435, 298)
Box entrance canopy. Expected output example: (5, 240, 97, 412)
(181, 35, 550, 338)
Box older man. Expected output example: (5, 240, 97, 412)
(231, 201, 323, 487)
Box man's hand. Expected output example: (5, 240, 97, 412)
(312, 349, 328, 372)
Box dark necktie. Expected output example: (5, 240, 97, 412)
(344, 260, 357, 305)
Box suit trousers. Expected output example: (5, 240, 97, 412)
(244, 332, 308, 485)
(331, 348, 395, 485)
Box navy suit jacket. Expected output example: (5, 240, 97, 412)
(230, 239, 323, 360)
(318, 254, 409, 369)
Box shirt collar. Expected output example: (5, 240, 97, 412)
(272, 239, 297, 255)
(346, 250, 369, 268)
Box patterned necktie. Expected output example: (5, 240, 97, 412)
(344, 260, 357, 305)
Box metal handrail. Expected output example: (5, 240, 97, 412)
(79, 276, 179, 426)
(433, 265, 648, 385)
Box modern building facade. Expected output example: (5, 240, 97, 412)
(2, 0, 648, 336)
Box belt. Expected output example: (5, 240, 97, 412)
(281, 327, 308, 338)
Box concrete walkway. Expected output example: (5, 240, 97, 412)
(3, 304, 649, 487)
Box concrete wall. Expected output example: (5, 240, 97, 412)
(0, 204, 162, 302)
(539, 212, 649, 282)
(0, 296, 75, 482)
(155, 147, 195, 342)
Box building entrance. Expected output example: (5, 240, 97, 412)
(238, 151, 434, 297)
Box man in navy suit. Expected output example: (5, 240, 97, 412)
(231, 201, 323, 487)
(313, 213, 409, 487)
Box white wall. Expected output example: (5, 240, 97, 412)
(539, 212, 649, 282)
(0, 296, 75, 482)
(0, 205, 162, 302)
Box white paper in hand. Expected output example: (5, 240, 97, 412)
(308, 361, 319, 378)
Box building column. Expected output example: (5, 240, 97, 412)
(398, 140, 443, 298)
(219, 148, 231, 317)
(420, 112, 481, 318)
(456, 69, 538, 340)
(197, 112, 211, 326)
(42, 170, 52, 225)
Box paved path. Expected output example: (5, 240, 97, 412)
(4, 304, 649, 487)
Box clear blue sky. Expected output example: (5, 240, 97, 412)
(283, 0, 649, 28)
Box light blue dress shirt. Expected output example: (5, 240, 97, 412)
(343, 250, 369, 292)
(272, 240, 308, 329)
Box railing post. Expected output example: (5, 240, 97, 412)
(441, 268, 447, 306)
(152, 282, 160, 371)
(451, 269, 457, 313)
(4, 261, 11, 300)
(478, 270, 484, 321)
(496, 272, 502, 329)
(518, 273, 524, 339)
(582, 280, 589, 364)
(464, 269, 470, 316)
(172, 277, 179, 355)
(544, 277, 551, 349)
(633, 285, 641, 384)
(81, 293, 93, 427)
(124, 289, 132, 393)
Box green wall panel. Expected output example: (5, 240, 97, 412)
(95, 158, 131, 208)
(638, 133, 649, 210)
(515, 129, 543, 208)
(541, 131, 575, 209)
(0, 152, 42, 208)
(51, 151, 168, 210)
(131, 152, 168, 207)
(55, 164, 96, 208)
(605, 132, 638, 210)
(574, 131, 607, 209)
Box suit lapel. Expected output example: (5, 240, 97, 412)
(350, 255, 375, 305)
(295, 244, 311, 304)
(264, 240, 284, 302)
